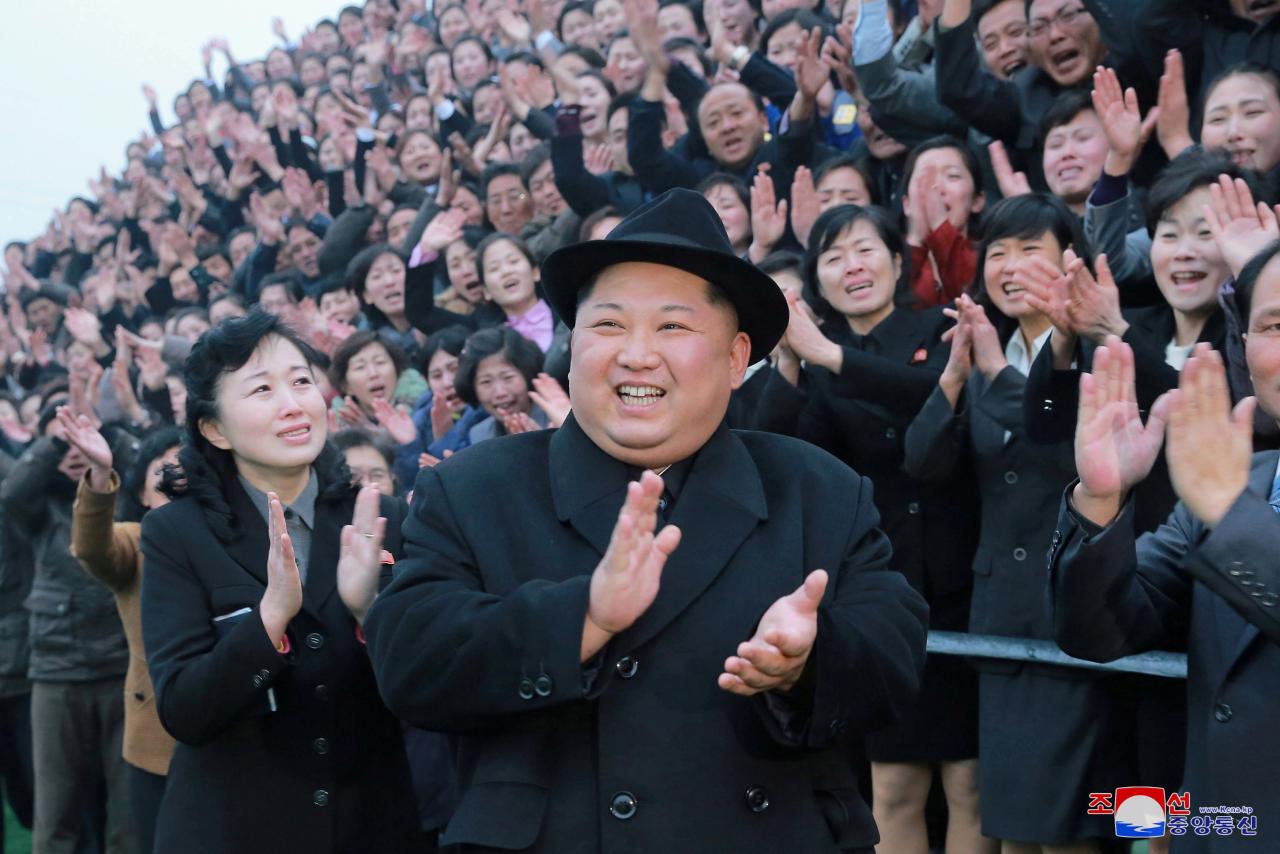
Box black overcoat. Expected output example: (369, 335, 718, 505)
(365, 415, 929, 853)
(140, 479, 424, 854)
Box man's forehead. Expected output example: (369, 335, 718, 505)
(700, 84, 753, 113)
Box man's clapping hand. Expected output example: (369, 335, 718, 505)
(719, 569, 827, 696)
(581, 471, 682, 661)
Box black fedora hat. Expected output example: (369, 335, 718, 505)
(542, 188, 787, 364)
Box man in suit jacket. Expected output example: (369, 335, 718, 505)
(1049, 256, 1280, 854)
(365, 188, 929, 853)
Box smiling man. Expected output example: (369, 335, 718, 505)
(365, 189, 928, 853)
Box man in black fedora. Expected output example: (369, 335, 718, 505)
(365, 188, 928, 853)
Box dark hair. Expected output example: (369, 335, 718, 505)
(519, 143, 553, 187)
(560, 45, 607, 69)
(258, 272, 302, 303)
(475, 232, 537, 287)
(312, 272, 352, 301)
(1233, 239, 1280, 326)
(503, 50, 545, 70)
(803, 205, 908, 322)
(454, 327, 544, 407)
(416, 324, 472, 376)
(696, 172, 750, 206)
(481, 162, 525, 200)
(813, 153, 878, 206)
(451, 35, 494, 67)
(757, 250, 804, 278)
(760, 9, 828, 54)
(607, 92, 643, 124)
(1145, 149, 1267, 235)
(122, 426, 183, 519)
(161, 309, 352, 541)
(328, 330, 408, 394)
(331, 426, 397, 473)
(1039, 89, 1095, 141)
(579, 205, 624, 241)
(662, 37, 713, 77)
(899, 135, 984, 235)
(658, 0, 706, 34)
(1203, 62, 1280, 116)
(558, 1, 595, 39)
(972, 193, 1088, 340)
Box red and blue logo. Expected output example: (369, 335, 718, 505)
(1112, 787, 1168, 838)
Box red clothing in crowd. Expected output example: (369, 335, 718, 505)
(909, 221, 977, 307)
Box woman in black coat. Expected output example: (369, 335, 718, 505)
(139, 310, 425, 853)
(754, 205, 983, 854)
(904, 195, 1129, 850)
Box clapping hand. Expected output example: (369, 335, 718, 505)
(1071, 337, 1171, 525)
(529, 373, 571, 428)
(582, 471, 683, 659)
(989, 140, 1031, 198)
(718, 569, 827, 696)
(260, 492, 305, 647)
(337, 484, 389, 624)
(1203, 174, 1280, 278)
(789, 166, 820, 248)
(1165, 346, 1255, 528)
(371, 397, 419, 445)
(748, 171, 788, 263)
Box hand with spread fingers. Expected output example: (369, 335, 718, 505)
(1165, 346, 1256, 528)
(718, 569, 827, 696)
(1071, 337, 1171, 526)
(582, 471, 682, 660)
(338, 484, 390, 624)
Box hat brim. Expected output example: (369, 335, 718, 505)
(542, 238, 788, 365)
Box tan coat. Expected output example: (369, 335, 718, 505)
(70, 474, 174, 775)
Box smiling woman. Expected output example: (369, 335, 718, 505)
(139, 309, 426, 854)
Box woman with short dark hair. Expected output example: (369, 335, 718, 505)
(454, 327, 549, 441)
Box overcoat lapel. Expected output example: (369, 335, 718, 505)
(548, 415, 769, 649)
(1215, 456, 1275, 681)
(224, 484, 271, 587)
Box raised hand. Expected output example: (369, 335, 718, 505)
(1065, 252, 1128, 342)
(418, 207, 466, 253)
(582, 471, 682, 659)
(1203, 174, 1280, 278)
(56, 407, 113, 490)
(430, 392, 456, 441)
(249, 192, 284, 244)
(1155, 50, 1193, 161)
(529, 372, 571, 428)
(371, 397, 419, 445)
(337, 396, 376, 428)
(781, 289, 841, 371)
(989, 140, 1031, 198)
(501, 411, 542, 434)
(748, 171, 788, 263)
(789, 165, 820, 248)
(260, 493, 305, 647)
(793, 27, 829, 109)
(1165, 346, 1255, 528)
(718, 569, 827, 695)
(959, 295, 1007, 378)
(1091, 65, 1158, 176)
(1071, 337, 1170, 525)
(337, 484, 389, 624)
(142, 84, 158, 107)
(584, 143, 616, 176)
(820, 24, 858, 95)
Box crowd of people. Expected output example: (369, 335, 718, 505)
(2, 0, 1280, 851)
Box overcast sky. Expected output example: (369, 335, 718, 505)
(0, 0, 337, 247)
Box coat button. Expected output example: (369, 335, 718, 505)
(1262, 593, 1278, 607)
(518, 678, 536, 700)
(314, 684, 329, 700)
(313, 789, 329, 806)
(615, 656, 639, 679)
(884, 427, 897, 440)
(1041, 398, 1054, 412)
(313, 737, 329, 755)
(1228, 561, 1244, 577)
(1004, 470, 1018, 485)
(906, 501, 920, 515)
(1214, 703, 1233, 723)
(534, 674, 553, 697)
(745, 786, 770, 813)
(306, 632, 324, 650)
(252, 669, 270, 688)
(1012, 547, 1028, 561)
(133, 692, 145, 701)
(609, 791, 637, 820)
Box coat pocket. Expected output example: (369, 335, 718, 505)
(24, 587, 77, 655)
(438, 781, 548, 850)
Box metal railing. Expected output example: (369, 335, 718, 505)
(926, 631, 1188, 679)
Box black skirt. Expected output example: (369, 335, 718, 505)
(977, 667, 1134, 844)
(864, 588, 978, 763)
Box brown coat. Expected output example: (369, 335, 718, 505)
(70, 473, 174, 775)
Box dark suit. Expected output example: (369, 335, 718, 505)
(905, 363, 1127, 843)
(1050, 453, 1280, 853)
(140, 479, 424, 854)
(365, 416, 929, 853)
(754, 308, 979, 761)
